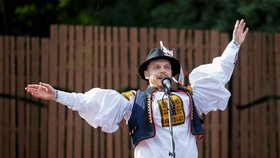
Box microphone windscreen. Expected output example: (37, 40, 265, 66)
(161, 77, 172, 89)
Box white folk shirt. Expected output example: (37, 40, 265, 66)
(55, 41, 240, 158)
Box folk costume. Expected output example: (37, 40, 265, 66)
(54, 40, 240, 158)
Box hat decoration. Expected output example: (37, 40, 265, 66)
(160, 41, 174, 57)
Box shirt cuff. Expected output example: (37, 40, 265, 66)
(232, 40, 240, 48)
(221, 40, 240, 63)
(54, 89, 76, 108)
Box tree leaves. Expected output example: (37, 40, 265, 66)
(1, 0, 280, 36)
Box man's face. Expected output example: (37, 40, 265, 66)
(144, 59, 172, 88)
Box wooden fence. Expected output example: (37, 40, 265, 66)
(0, 25, 279, 158)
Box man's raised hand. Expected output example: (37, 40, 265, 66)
(233, 19, 249, 45)
(25, 82, 56, 100)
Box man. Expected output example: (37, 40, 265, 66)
(25, 19, 249, 158)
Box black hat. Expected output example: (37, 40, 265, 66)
(138, 48, 181, 80)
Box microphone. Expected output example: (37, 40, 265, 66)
(161, 77, 172, 90)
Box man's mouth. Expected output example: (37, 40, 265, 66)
(157, 75, 168, 80)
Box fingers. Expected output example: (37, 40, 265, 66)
(235, 19, 248, 33)
(25, 83, 49, 96)
(25, 87, 38, 93)
(25, 85, 39, 94)
(25, 82, 52, 91)
(25, 88, 41, 99)
(29, 91, 43, 99)
(240, 19, 246, 32)
(232, 19, 249, 45)
(25, 84, 40, 89)
(39, 82, 54, 91)
(244, 27, 249, 36)
(39, 82, 51, 88)
(234, 20, 239, 29)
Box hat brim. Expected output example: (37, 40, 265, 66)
(138, 56, 181, 81)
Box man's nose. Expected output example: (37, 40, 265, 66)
(160, 67, 167, 73)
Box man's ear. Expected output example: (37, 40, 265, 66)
(144, 71, 149, 80)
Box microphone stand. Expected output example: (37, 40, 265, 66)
(164, 88, 176, 158)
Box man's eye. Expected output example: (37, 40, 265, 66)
(165, 66, 171, 69)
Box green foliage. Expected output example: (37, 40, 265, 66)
(1, 0, 280, 36)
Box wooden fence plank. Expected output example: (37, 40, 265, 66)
(3, 36, 10, 158)
(248, 35, 254, 158)
(139, 28, 148, 90)
(105, 27, 113, 158)
(169, 28, 179, 89)
(201, 30, 212, 158)
(48, 25, 58, 158)
(99, 26, 106, 158)
(148, 28, 155, 52)
(112, 26, 122, 158)
(120, 27, 129, 88)
(267, 33, 277, 158)
(209, 31, 219, 158)
(40, 38, 49, 158)
(220, 33, 229, 158)
(249, 33, 255, 158)
(219, 33, 232, 158)
(10, 36, 16, 158)
(130, 27, 138, 89)
(186, 30, 194, 71)
(58, 25, 67, 158)
(251, 33, 263, 158)
(32, 38, 40, 158)
(193, 30, 203, 68)
(198, 30, 208, 158)
(276, 33, 280, 158)
(84, 26, 93, 158)
(178, 29, 186, 77)
(257, 33, 266, 158)
(156, 28, 168, 47)
(261, 33, 268, 158)
(231, 39, 241, 158)
(112, 27, 120, 91)
(66, 26, 75, 158)
(93, 26, 100, 158)
(120, 27, 129, 158)
(0, 36, 3, 158)
(246, 34, 254, 156)
(169, 28, 177, 52)
(93, 27, 99, 87)
(100, 26, 105, 89)
(106, 27, 113, 89)
(25, 37, 31, 158)
(30, 37, 40, 158)
(129, 27, 138, 157)
(240, 32, 250, 158)
(74, 26, 84, 158)
(16, 37, 26, 158)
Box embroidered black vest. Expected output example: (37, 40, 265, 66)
(127, 87, 155, 146)
(127, 87, 205, 146)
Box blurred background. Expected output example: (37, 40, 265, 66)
(1, 0, 280, 36)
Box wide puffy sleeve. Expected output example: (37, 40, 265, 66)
(55, 88, 134, 133)
(189, 41, 240, 115)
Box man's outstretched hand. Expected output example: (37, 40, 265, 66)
(25, 82, 56, 100)
(233, 19, 249, 45)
